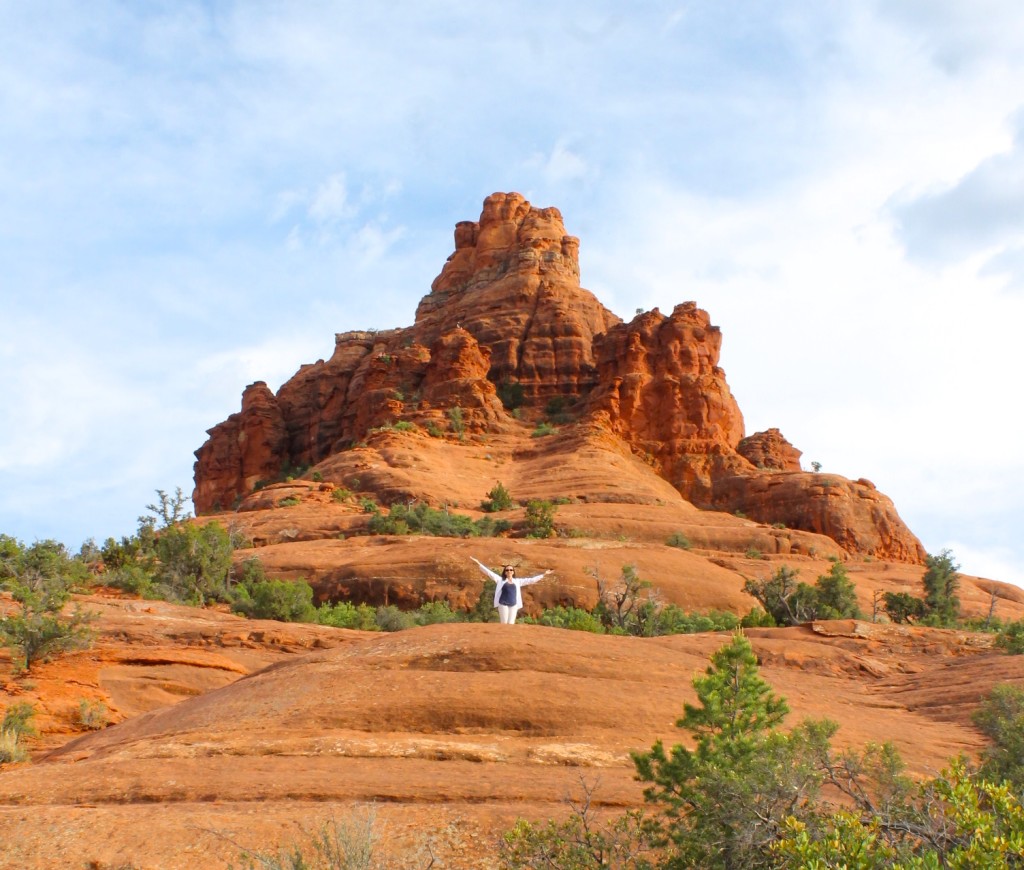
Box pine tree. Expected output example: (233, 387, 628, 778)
(922, 549, 960, 626)
(632, 633, 830, 869)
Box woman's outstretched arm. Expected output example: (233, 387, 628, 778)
(518, 569, 553, 587)
(470, 556, 502, 583)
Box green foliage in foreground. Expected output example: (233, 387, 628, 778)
(500, 633, 1024, 869)
(973, 683, 1024, 793)
(501, 783, 651, 870)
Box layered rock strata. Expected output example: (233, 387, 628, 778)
(193, 193, 925, 562)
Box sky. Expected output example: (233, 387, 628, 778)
(2, 2, 1023, 587)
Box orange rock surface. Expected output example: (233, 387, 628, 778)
(193, 193, 926, 570)
(3, 613, 1023, 869)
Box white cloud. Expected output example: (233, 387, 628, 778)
(528, 140, 590, 186)
(890, 116, 1024, 270)
(308, 173, 352, 224)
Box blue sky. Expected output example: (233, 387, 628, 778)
(2, 2, 1023, 587)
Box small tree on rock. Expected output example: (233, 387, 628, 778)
(922, 549, 960, 626)
(813, 561, 861, 619)
(524, 500, 557, 539)
(632, 633, 831, 868)
(882, 591, 926, 624)
(0, 538, 94, 672)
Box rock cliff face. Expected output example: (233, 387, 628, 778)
(413, 191, 621, 399)
(738, 428, 803, 472)
(586, 302, 747, 504)
(193, 192, 925, 562)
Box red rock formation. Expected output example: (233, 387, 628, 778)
(192, 192, 926, 563)
(413, 191, 621, 401)
(193, 382, 287, 511)
(738, 428, 803, 472)
(711, 472, 928, 562)
(586, 302, 747, 503)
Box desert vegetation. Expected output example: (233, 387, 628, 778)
(499, 633, 1024, 869)
(0, 535, 95, 672)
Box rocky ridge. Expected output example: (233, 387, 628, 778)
(194, 192, 925, 592)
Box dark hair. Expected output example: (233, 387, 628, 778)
(501, 565, 515, 577)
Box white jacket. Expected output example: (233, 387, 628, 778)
(471, 558, 548, 609)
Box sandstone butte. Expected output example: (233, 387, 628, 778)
(2, 193, 1024, 869)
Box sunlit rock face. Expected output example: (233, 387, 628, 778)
(193, 192, 924, 563)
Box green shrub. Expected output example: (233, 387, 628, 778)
(472, 516, 512, 537)
(468, 578, 498, 623)
(973, 683, 1024, 792)
(393, 420, 416, 432)
(0, 544, 95, 672)
(996, 619, 1024, 654)
(2, 703, 36, 739)
(105, 563, 158, 598)
(315, 601, 380, 631)
(526, 606, 605, 633)
(446, 405, 465, 436)
(374, 605, 417, 632)
(592, 564, 659, 636)
(0, 702, 35, 764)
(743, 563, 859, 626)
(632, 633, 825, 868)
(745, 547, 764, 559)
(481, 481, 514, 512)
(655, 606, 739, 635)
(531, 422, 558, 438)
(100, 534, 149, 572)
(524, 500, 557, 538)
(414, 601, 461, 626)
(426, 421, 444, 438)
(497, 380, 525, 411)
(331, 488, 353, 503)
(544, 396, 570, 418)
(152, 521, 234, 605)
(812, 561, 861, 619)
(368, 502, 499, 538)
(278, 496, 301, 507)
(666, 532, 691, 549)
(233, 577, 317, 623)
(360, 497, 379, 514)
(74, 699, 108, 731)
(501, 781, 649, 869)
(882, 591, 926, 624)
(922, 549, 961, 626)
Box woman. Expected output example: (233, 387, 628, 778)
(470, 557, 552, 624)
